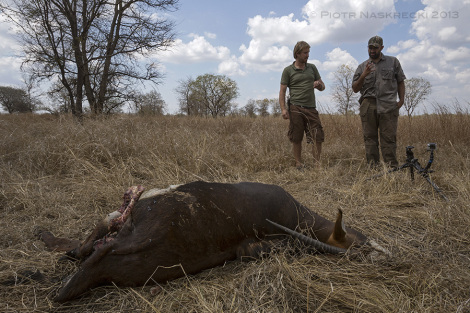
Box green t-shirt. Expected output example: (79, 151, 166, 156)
(280, 62, 321, 108)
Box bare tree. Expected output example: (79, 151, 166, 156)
(242, 100, 257, 117)
(47, 80, 76, 114)
(331, 64, 358, 115)
(404, 77, 432, 119)
(241, 98, 278, 117)
(271, 99, 281, 117)
(22, 74, 43, 112)
(255, 98, 270, 117)
(1, 0, 178, 117)
(175, 77, 200, 116)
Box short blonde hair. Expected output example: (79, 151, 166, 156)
(293, 41, 310, 59)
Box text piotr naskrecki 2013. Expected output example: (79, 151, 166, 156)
(313, 11, 459, 19)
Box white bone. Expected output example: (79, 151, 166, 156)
(140, 184, 182, 200)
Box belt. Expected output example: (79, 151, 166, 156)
(293, 103, 315, 109)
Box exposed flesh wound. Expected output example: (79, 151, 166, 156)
(92, 185, 145, 251)
(108, 185, 145, 232)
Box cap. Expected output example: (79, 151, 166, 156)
(368, 35, 383, 48)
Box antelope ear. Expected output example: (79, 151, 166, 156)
(332, 209, 347, 241)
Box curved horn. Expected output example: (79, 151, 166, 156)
(266, 219, 347, 254)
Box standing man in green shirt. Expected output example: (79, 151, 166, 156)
(352, 36, 406, 168)
(279, 41, 325, 169)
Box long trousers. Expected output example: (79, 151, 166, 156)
(360, 98, 399, 168)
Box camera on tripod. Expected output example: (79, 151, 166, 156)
(405, 143, 437, 163)
(427, 143, 437, 151)
(369, 143, 448, 201)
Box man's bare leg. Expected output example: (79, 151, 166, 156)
(293, 142, 303, 168)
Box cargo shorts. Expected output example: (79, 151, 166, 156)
(288, 104, 325, 144)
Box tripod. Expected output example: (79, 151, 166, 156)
(369, 144, 448, 201)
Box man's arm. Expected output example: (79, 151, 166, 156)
(352, 62, 375, 93)
(279, 84, 289, 119)
(397, 80, 405, 108)
(314, 78, 325, 91)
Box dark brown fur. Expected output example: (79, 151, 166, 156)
(39, 181, 367, 302)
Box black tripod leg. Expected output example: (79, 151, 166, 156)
(367, 163, 411, 180)
(422, 174, 449, 202)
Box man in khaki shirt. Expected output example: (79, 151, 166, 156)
(352, 36, 406, 168)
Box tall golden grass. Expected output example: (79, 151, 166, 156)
(0, 112, 469, 312)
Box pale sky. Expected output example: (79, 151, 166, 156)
(1, 0, 469, 114)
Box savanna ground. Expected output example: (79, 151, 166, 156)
(0, 111, 469, 313)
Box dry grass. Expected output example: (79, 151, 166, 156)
(0, 112, 469, 312)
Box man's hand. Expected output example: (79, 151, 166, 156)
(313, 79, 325, 91)
(364, 61, 376, 76)
(397, 99, 404, 109)
(352, 62, 375, 93)
(281, 108, 289, 120)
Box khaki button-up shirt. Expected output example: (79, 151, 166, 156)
(353, 54, 406, 114)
